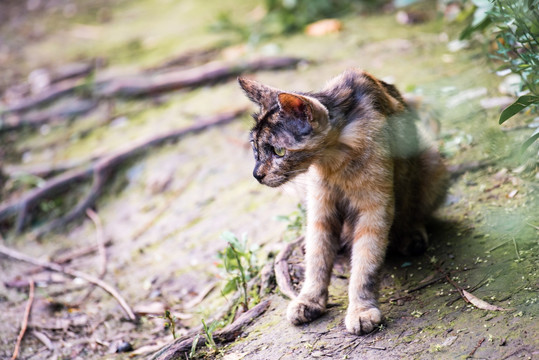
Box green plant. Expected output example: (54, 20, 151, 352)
(210, 0, 387, 44)
(276, 203, 306, 241)
(189, 334, 200, 359)
(461, 0, 539, 153)
(217, 232, 260, 311)
(201, 319, 219, 352)
(160, 310, 178, 339)
(263, 0, 354, 34)
(490, 0, 539, 152)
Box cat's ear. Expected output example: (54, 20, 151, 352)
(238, 77, 278, 110)
(278, 93, 328, 130)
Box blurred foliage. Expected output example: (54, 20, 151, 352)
(276, 203, 306, 241)
(461, 0, 539, 153)
(211, 0, 388, 44)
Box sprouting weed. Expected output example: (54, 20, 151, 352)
(189, 334, 200, 359)
(202, 319, 219, 352)
(217, 232, 260, 311)
(158, 310, 177, 339)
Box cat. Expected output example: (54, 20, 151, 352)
(238, 69, 448, 335)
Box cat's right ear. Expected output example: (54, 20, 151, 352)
(238, 77, 278, 110)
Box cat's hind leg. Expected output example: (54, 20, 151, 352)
(392, 224, 429, 256)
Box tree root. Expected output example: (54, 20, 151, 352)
(151, 299, 271, 360)
(0, 108, 246, 237)
(145, 47, 222, 73)
(1, 56, 303, 116)
(1, 98, 98, 132)
(0, 243, 136, 321)
(97, 56, 304, 97)
(2, 77, 86, 114)
(274, 237, 303, 299)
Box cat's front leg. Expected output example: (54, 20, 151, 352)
(287, 192, 339, 325)
(345, 202, 393, 335)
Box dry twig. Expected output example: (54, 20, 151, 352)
(436, 266, 470, 304)
(11, 278, 35, 360)
(85, 209, 107, 277)
(467, 337, 485, 358)
(0, 244, 136, 321)
(72, 209, 108, 306)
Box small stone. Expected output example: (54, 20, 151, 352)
(116, 341, 133, 353)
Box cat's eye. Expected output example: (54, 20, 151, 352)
(273, 146, 286, 157)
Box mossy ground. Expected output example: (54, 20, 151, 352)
(0, 0, 537, 359)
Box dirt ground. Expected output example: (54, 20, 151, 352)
(0, 0, 538, 359)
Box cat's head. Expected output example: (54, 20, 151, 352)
(238, 77, 329, 187)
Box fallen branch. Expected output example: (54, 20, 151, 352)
(11, 278, 34, 360)
(0, 244, 136, 321)
(274, 237, 303, 299)
(0, 108, 246, 236)
(97, 57, 304, 97)
(151, 299, 271, 360)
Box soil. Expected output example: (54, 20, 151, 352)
(0, 0, 537, 359)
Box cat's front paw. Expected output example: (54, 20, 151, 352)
(287, 297, 325, 325)
(345, 306, 382, 335)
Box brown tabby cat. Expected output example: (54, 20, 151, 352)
(238, 69, 448, 335)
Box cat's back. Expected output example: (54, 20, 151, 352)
(315, 69, 406, 128)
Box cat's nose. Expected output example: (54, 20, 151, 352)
(253, 170, 265, 182)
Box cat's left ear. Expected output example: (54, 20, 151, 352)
(278, 93, 328, 130)
(238, 77, 278, 110)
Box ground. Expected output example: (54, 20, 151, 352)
(0, 0, 538, 359)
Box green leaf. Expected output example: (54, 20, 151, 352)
(460, 17, 492, 40)
(521, 128, 539, 153)
(222, 279, 238, 295)
(499, 95, 539, 124)
(190, 334, 200, 358)
(220, 231, 237, 243)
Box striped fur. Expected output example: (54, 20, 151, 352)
(238, 69, 448, 335)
